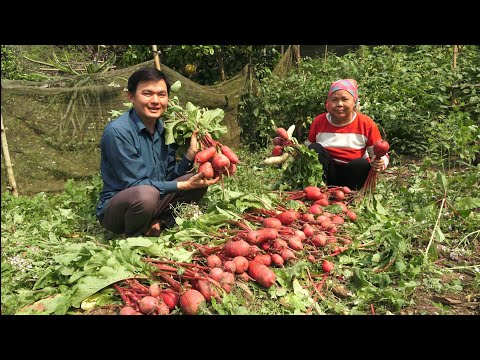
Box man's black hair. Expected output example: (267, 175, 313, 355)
(127, 67, 171, 94)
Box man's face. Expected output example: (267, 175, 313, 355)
(128, 79, 168, 122)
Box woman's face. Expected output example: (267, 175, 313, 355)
(326, 89, 355, 122)
(128, 79, 169, 123)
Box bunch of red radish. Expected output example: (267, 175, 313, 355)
(195, 133, 239, 179)
(361, 139, 390, 196)
(271, 127, 295, 156)
(263, 126, 297, 165)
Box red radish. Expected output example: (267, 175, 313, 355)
(322, 260, 334, 273)
(314, 198, 330, 207)
(198, 161, 215, 179)
(220, 271, 235, 285)
(288, 236, 303, 250)
(309, 204, 323, 215)
(331, 216, 345, 225)
(276, 127, 289, 140)
(219, 272, 235, 293)
(301, 213, 316, 223)
(206, 254, 222, 268)
(211, 153, 230, 172)
(224, 240, 250, 257)
(138, 296, 159, 315)
(341, 186, 351, 194)
(248, 260, 276, 288)
(119, 306, 138, 315)
(248, 245, 261, 257)
(159, 290, 179, 310)
(316, 215, 329, 223)
(307, 254, 316, 263)
(255, 228, 278, 244)
(346, 210, 357, 221)
(225, 163, 237, 177)
(262, 217, 283, 229)
(311, 233, 327, 247)
(334, 190, 345, 201)
(149, 283, 162, 298)
(271, 238, 288, 250)
(232, 256, 249, 274)
(195, 147, 216, 164)
(246, 228, 278, 245)
(373, 140, 390, 157)
(272, 145, 283, 156)
(254, 254, 272, 266)
(320, 219, 333, 230)
(180, 289, 206, 315)
(302, 225, 315, 238)
(156, 301, 170, 315)
(294, 229, 306, 241)
(270, 253, 284, 266)
(260, 241, 270, 251)
(220, 145, 239, 164)
(246, 230, 259, 244)
(196, 279, 218, 302)
(210, 267, 224, 281)
(223, 260, 237, 273)
(304, 186, 323, 201)
(237, 272, 252, 282)
(280, 248, 296, 262)
(272, 136, 285, 146)
(275, 210, 299, 226)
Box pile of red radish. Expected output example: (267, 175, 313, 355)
(115, 183, 362, 315)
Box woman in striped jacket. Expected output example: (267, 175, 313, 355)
(306, 79, 389, 190)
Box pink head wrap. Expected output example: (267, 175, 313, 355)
(327, 79, 358, 105)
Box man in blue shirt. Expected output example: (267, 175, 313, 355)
(96, 67, 219, 237)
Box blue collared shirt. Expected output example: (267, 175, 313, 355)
(96, 108, 193, 219)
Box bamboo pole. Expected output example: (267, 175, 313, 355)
(1, 114, 19, 197)
(152, 45, 161, 70)
(453, 45, 458, 70)
(451, 45, 459, 105)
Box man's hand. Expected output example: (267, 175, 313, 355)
(370, 155, 385, 172)
(177, 171, 220, 191)
(185, 130, 200, 161)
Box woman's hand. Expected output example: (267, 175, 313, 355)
(177, 171, 220, 191)
(370, 155, 385, 172)
(185, 130, 200, 161)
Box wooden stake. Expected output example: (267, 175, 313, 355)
(152, 45, 161, 70)
(1, 114, 19, 196)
